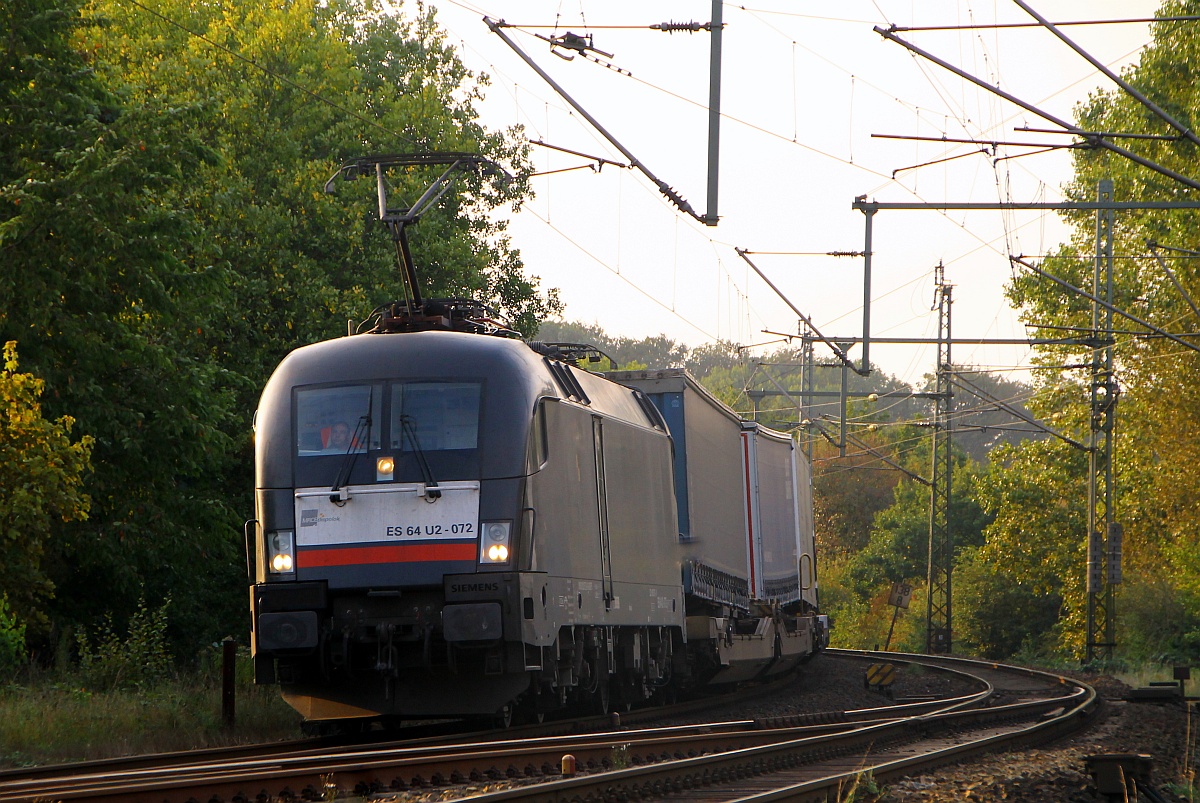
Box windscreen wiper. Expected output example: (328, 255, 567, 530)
(330, 413, 372, 503)
(399, 415, 441, 500)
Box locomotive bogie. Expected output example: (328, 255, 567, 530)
(684, 610, 819, 685)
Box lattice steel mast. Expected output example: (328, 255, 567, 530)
(927, 263, 954, 654)
(1087, 179, 1120, 662)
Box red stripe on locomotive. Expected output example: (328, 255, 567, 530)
(298, 542, 476, 567)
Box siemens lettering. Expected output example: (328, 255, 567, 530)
(449, 582, 501, 594)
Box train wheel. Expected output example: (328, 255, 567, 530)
(594, 680, 611, 715)
(612, 680, 635, 712)
(516, 695, 547, 725)
(653, 684, 677, 707)
(494, 704, 514, 729)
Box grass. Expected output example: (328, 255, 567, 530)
(837, 769, 885, 802)
(0, 663, 303, 767)
(1113, 663, 1193, 693)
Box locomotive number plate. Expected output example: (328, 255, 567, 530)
(294, 482, 480, 546)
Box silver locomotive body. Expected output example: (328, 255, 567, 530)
(249, 331, 824, 725)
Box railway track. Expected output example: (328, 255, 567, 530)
(0, 651, 1093, 802)
(0, 667, 836, 797)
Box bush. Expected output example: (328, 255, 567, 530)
(0, 597, 27, 676)
(954, 549, 1063, 661)
(0, 648, 302, 766)
(1117, 573, 1200, 664)
(76, 596, 172, 690)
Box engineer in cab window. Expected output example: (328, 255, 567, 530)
(327, 421, 352, 452)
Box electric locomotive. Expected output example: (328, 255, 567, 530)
(246, 155, 826, 728)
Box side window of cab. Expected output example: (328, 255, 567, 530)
(527, 399, 549, 473)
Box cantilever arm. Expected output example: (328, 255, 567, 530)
(486, 17, 705, 223)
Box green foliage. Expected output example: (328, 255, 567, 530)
(844, 479, 933, 597)
(1116, 572, 1200, 663)
(609, 744, 631, 769)
(75, 596, 172, 690)
(2, 0, 240, 649)
(954, 548, 1064, 660)
(0, 648, 300, 766)
(840, 443, 989, 595)
(821, 558, 890, 649)
(818, 413, 996, 653)
(994, 0, 1200, 662)
(0, 598, 28, 677)
(0, 343, 93, 639)
(813, 437, 907, 561)
(969, 438, 1089, 658)
(840, 770, 886, 801)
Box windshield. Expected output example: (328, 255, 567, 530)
(295, 385, 382, 455)
(390, 382, 481, 452)
(292, 380, 485, 486)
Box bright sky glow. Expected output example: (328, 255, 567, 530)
(429, 0, 1160, 383)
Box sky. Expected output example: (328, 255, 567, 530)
(424, 0, 1161, 384)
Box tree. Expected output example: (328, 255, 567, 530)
(842, 446, 989, 595)
(809, 408, 993, 651)
(2, 0, 239, 648)
(1000, 0, 1200, 661)
(812, 427, 914, 560)
(0, 343, 93, 640)
(938, 370, 1044, 465)
(966, 437, 1089, 658)
(953, 547, 1064, 660)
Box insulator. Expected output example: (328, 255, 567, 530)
(652, 20, 709, 34)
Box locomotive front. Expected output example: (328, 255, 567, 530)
(249, 330, 551, 723)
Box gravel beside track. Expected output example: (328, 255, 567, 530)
(879, 672, 1197, 803)
(373, 657, 1190, 803)
(672, 653, 981, 723)
(728, 657, 1195, 803)
(369, 653, 990, 803)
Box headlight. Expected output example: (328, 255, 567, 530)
(376, 455, 395, 481)
(480, 521, 511, 565)
(268, 530, 295, 575)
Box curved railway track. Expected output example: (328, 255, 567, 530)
(0, 651, 1094, 803)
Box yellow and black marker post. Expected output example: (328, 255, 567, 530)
(865, 662, 896, 695)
